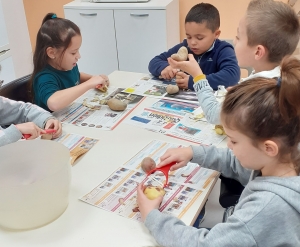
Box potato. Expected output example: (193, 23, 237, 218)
(166, 85, 179, 94)
(143, 185, 166, 200)
(141, 157, 156, 173)
(215, 125, 225, 135)
(171, 46, 188, 61)
(107, 98, 127, 111)
(41, 134, 52, 140)
(98, 85, 108, 93)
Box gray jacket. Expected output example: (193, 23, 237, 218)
(145, 145, 300, 247)
(195, 66, 281, 124)
(0, 96, 55, 147)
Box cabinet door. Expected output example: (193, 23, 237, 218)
(114, 9, 167, 74)
(64, 9, 118, 75)
(0, 54, 16, 86)
(0, 0, 9, 49)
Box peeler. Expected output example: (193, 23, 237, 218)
(23, 129, 57, 139)
(146, 161, 176, 187)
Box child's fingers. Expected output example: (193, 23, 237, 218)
(188, 54, 195, 61)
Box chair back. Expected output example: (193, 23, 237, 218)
(0, 74, 31, 102)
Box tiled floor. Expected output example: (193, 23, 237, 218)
(200, 179, 224, 228)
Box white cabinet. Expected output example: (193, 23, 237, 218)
(63, 9, 119, 75)
(0, 50, 16, 86)
(64, 0, 179, 74)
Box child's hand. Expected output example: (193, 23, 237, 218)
(44, 118, 62, 139)
(161, 66, 178, 80)
(168, 54, 203, 78)
(175, 71, 190, 89)
(136, 183, 163, 221)
(88, 75, 106, 89)
(157, 147, 193, 171)
(99, 74, 110, 87)
(15, 122, 46, 140)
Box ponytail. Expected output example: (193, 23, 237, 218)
(279, 57, 300, 121)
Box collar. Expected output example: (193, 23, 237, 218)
(240, 66, 281, 83)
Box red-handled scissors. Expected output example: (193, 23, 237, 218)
(146, 161, 176, 187)
(23, 129, 57, 139)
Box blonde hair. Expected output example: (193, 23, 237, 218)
(246, 0, 299, 63)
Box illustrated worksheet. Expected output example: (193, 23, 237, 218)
(124, 98, 225, 145)
(80, 140, 219, 222)
(53, 87, 144, 130)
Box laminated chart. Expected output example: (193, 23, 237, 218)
(81, 140, 219, 222)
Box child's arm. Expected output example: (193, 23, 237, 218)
(142, 207, 256, 247)
(46, 75, 107, 111)
(80, 72, 109, 86)
(158, 145, 251, 186)
(168, 55, 223, 124)
(148, 42, 187, 77)
(0, 97, 60, 146)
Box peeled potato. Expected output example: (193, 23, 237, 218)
(144, 186, 166, 200)
(107, 98, 127, 111)
(171, 46, 188, 61)
(98, 85, 108, 93)
(141, 157, 156, 173)
(166, 85, 179, 94)
(215, 125, 225, 135)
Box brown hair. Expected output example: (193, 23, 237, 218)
(246, 0, 299, 63)
(185, 3, 220, 32)
(29, 13, 81, 102)
(221, 57, 300, 173)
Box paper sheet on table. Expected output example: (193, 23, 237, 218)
(55, 133, 99, 165)
(124, 99, 225, 146)
(80, 140, 219, 222)
(53, 87, 144, 130)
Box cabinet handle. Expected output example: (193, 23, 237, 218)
(80, 13, 97, 16)
(130, 13, 149, 17)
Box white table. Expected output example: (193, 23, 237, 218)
(0, 71, 227, 247)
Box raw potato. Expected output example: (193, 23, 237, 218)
(41, 134, 52, 140)
(98, 85, 108, 93)
(107, 98, 127, 111)
(143, 186, 166, 200)
(166, 85, 179, 95)
(171, 46, 188, 61)
(141, 157, 156, 173)
(215, 125, 225, 135)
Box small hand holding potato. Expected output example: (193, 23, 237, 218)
(171, 46, 188, 61)
(143, 185, 166, 200)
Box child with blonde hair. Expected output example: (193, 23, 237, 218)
(168, 0, 299, 124)
(137, 57, 300, 246)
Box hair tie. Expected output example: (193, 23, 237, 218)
(51, 14, 57, 19)
(277, 77, 281, 87)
